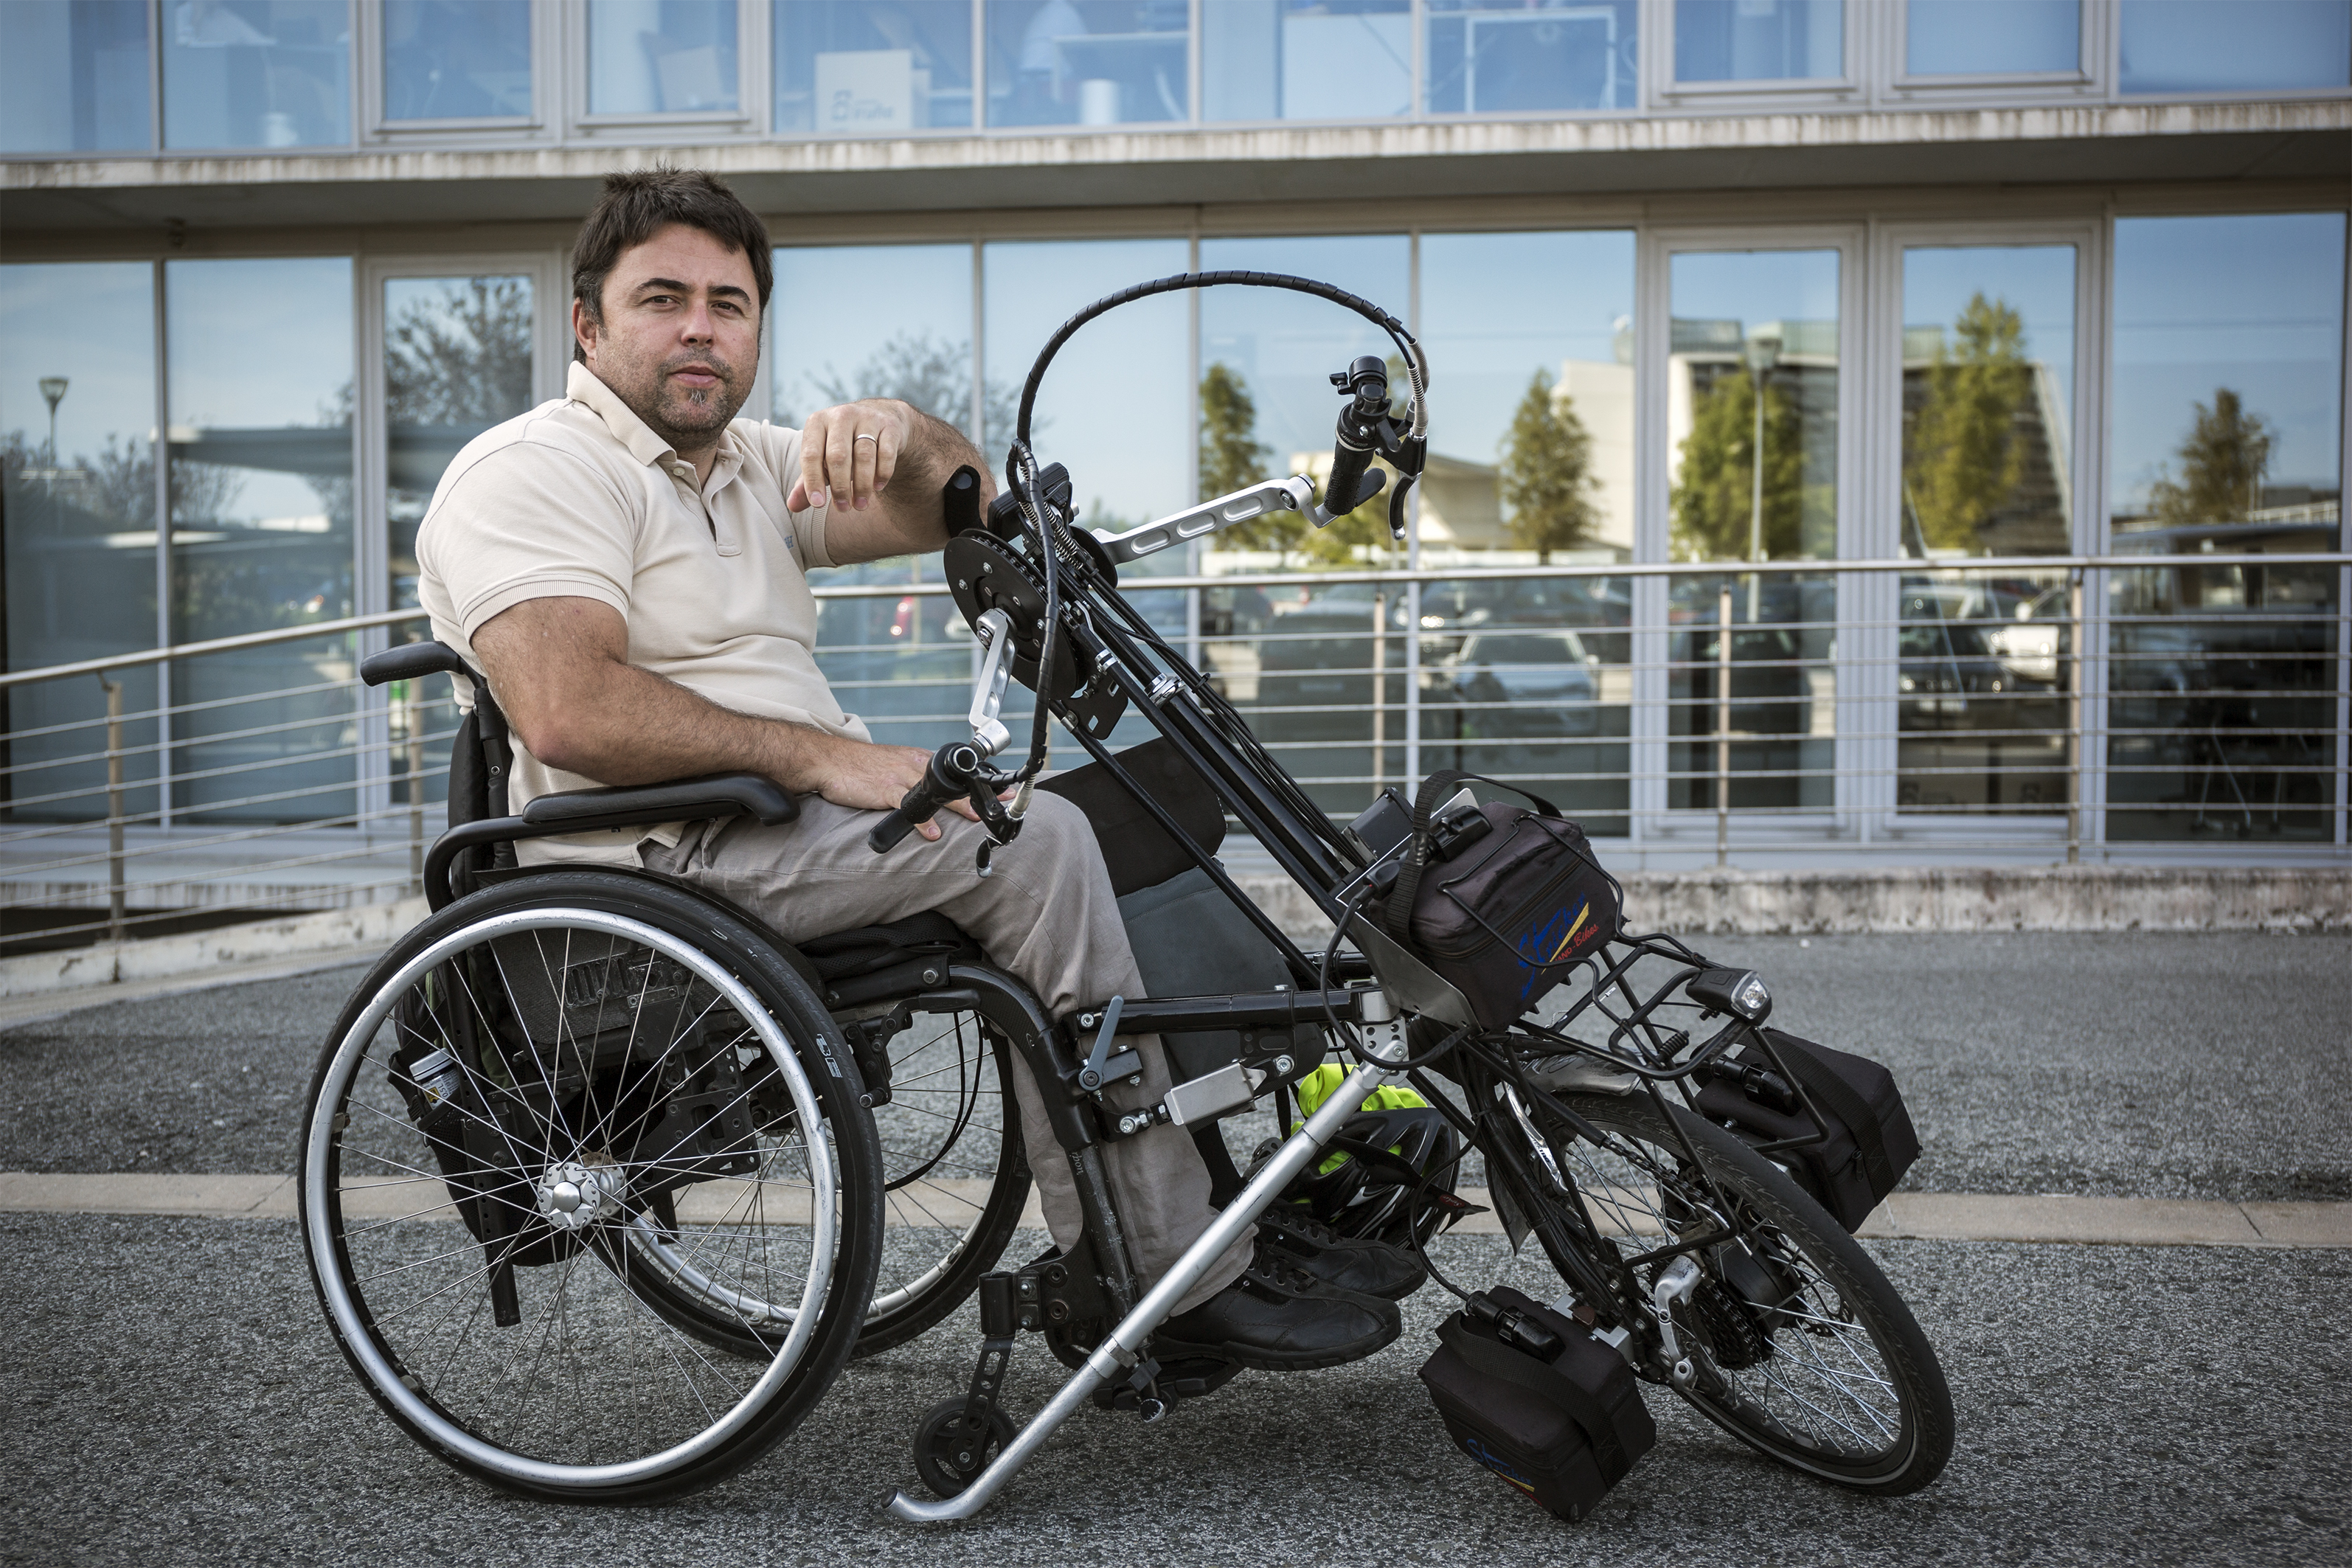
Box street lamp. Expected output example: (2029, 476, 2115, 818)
(1742, 330, 1780, 622)
(38, 376, 68, 466)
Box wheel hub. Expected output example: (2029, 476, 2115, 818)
(535, 1159, 620, 1232)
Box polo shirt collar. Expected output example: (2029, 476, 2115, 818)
(566, 361, 743, 482)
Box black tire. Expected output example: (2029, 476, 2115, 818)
(296, 872, 886, 1504)
(1529, 1091, 1954, 1495)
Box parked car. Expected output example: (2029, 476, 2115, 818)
(1440, 630, 1603, 737)
(1666, 625, 1811, 737)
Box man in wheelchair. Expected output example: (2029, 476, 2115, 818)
(411, 167, 1415, 1370)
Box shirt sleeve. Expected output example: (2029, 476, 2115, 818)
(739, 421, 835, 569)
(423, 440, 639, 644)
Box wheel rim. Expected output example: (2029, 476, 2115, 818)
(1558, 1117, 1912, 1471)
(303, 908, 842, 1491)
(867, 1003, 1017, 1318)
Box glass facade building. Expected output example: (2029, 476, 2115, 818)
(2, 0, 2346, 883)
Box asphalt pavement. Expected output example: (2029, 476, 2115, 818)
(4, 932, 2349, 1566)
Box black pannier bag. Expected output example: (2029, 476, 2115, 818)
(1417, 1286, 1655, 1522)
(1693, 1030, 1920, 1233)
(1377, 771, 1621, 1028)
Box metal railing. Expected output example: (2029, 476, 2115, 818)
(1, 553, 2344, 955)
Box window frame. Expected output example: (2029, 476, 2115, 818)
(360, 0, 555, 144)
(1881, 0, 2106, 103)
(1647, 0, 1865, 112)
(562, 0, 769, 140)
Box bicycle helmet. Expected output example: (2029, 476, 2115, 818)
(1252, 1068, 1461, 1249)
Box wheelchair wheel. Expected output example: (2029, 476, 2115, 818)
(857, 999, 1030, 1354)
(297, 872, 885, 1504)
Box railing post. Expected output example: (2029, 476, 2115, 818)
(1716, 585, 1732, 867)
(2067, 570, 2085, 865)
(1370, 589, 1387, 794)
(98, 673, 125, 943)
(405, 679, 426, 897)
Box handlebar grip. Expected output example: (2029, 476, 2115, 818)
(866, 742, 982, 853)
(867, 805, 926, 853)
(941, 464, 983, 536)
(1323, 437, 1377, 518)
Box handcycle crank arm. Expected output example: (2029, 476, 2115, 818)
(885, 1052, 1396, 1524)
(1089, 476, 1314, 565)
(967, 607, 1016, 757)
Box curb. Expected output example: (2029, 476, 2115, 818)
(0, 897, 429, 1001)
(1235, 865, 2352, 940)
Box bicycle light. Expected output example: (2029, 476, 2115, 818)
(1687, 966, 1772, 1024)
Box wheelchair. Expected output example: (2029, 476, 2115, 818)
(299, 271, 1953, 1519)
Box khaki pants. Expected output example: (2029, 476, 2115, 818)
(641, 791, 1251, 1312)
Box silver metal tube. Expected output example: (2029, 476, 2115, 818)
(2067, 572, 2085, 865)
(886, 1054, 1394, 1524)
(101, 674, 125, 943)
(406, 680, 426, 896)
(1716, 586, 1732, 867)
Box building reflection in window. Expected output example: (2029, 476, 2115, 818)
(588, 0, 738, 115)
(165, 257, 355, 823)
(1667, 248, 1839, 814)
(1424, 0, 1637, 114)
(1896, 244, 2078, 819)
(1204, 0, 1411, 122)
(986, 0, 1189, 126)
(776, 0, 974, 133)
(2106, 212, 2345, 842)
(383, 0, 532, 121)
(1415, 230, 1635, 830)
(0, 0, 151, 153)
(1674, 0, 1841, 83)
(2120, 0, 2352, 95)
(1, 261, 162, 824)
(162, 0, 351, 148)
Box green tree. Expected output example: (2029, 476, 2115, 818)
(800, 330, 1023, 445)
(1904, 293, 2032, 552)
(2148, 386, 2273, 524)
(386, 276, 534, 426)
(1670, 366, 1803, 562)
(1498, 368, 1599, 563)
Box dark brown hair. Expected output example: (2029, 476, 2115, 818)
(571, 167, 772, 357)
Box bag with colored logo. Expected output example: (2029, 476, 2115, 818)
(1416, 1286, 1655, 1522)
(1380, 771, 1622, 1028)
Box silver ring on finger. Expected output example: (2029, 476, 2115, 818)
(853, 433, 879, 445)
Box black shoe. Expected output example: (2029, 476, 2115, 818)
(1154, 1251, 1401, 1372)
(1256, 1204, 1428, 1300)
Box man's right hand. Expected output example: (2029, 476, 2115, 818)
(808, 734, 982, 842)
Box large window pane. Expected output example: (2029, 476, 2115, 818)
(2, 262, 162, 828)
(384, 0, 532, 120)
(384, 275, 534, 609)
(1896, 245, 2077, 819)
(1907, 0, 2078, 76)
(162, 0, 351, 148)
(2106, 213, 2345, 843)
(167, 257, 355, 823)
(1668, 249, 1839, 815)
(0, 0, 150, 153)
(986, 1, 1189, 127)
(1423, 1, 1637, 114)
(589, 0, 740, 114)
(1675, 0, 1842, 83)
(776, 0, 974, 132)
(1417, 231, 1635, 830)
(1204, 0, 1409, 122)
(2120, 0, 2352, 94)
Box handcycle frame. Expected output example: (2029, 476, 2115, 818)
(878, 463, 1841, 1522)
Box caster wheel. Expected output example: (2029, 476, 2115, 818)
(912, 1398, 1015, 1499)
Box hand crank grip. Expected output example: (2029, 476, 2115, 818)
(868, 741, 983, 853)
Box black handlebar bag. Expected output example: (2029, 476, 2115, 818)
(1383, 771, 1622, 1028)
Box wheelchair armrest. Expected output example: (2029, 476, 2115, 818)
(361, 639, 475, 688)
(519, 772, 799, 834)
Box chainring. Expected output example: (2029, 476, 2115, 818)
(942, 530, 1128, 742)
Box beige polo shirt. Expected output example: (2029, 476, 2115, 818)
(416, 361, 869, 864)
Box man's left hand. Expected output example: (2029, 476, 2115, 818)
(789, 398, 913, 515)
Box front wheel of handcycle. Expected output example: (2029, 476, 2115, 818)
(1530, 1091, 1954, 1494)
(296, 872, 887, 1503)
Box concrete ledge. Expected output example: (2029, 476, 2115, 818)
(1238, 865, 2352, 940)
(0, 897, 428, 1001)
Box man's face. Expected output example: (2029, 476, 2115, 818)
(575, 222, 761, 448)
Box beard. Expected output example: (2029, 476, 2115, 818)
(608, 344, 751, 451)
